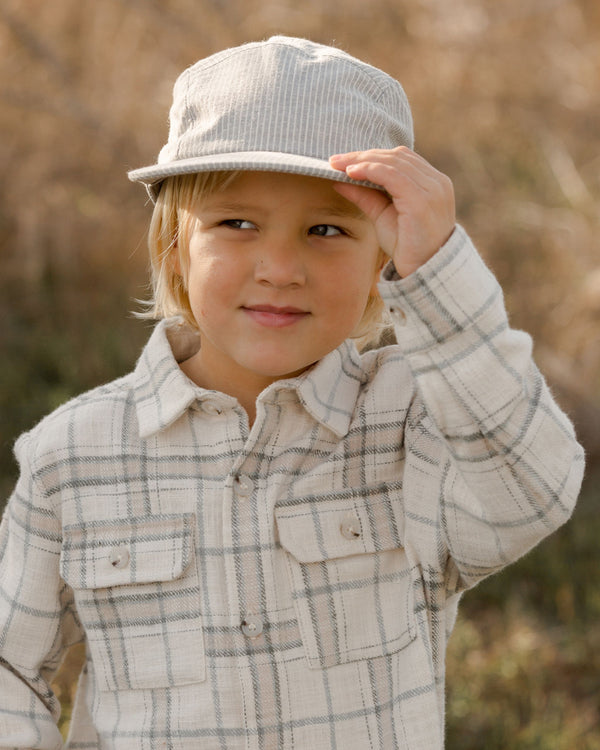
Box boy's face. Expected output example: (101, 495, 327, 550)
(180, 170, 382, 396)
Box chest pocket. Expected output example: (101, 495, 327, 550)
(275, 482, 416, 669)
(60, 513, 205, 692)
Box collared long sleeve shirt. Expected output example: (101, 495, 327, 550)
(0, 227, 584, 749)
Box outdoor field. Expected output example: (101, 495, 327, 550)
(1, 0, 598, 746)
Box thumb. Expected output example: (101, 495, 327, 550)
(331, 182, 391, 224)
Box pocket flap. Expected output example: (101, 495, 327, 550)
(275, 483, 404, 564)
(60, 513, 194, 589)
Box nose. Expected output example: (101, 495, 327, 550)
(253, 233, 306, 288)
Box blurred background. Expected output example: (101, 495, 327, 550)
(1, 0, 598, 746)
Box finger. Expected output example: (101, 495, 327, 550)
(332, 151, 448, 200)
(329, 151, 362, 169)
(330, 147, 425, 172)
(345, 161, 439, 205)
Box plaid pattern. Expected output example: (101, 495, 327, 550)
(0, 226, 584, 749)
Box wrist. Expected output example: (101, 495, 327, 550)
(391, 225, 457, 278)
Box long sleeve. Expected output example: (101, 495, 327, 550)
(0, 431, 82, 749)
(378, 225, 585, 591)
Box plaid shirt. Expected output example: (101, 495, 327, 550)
(0, 227, 584, 749)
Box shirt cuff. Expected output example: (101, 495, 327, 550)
(377, 225, 507, 355)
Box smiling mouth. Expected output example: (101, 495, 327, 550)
(242, 305, 309, 328)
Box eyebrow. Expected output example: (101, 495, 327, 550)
(321, 203, 368, 220)
(205, 200, 368, 221)
(205, 201, 257, 214)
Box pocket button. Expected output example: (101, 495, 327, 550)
(109, 547, 130, 569)
(340, 514, 361, 540)
(241, 615, 263, 638)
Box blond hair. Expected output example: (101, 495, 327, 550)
(142, 172, 390, 350)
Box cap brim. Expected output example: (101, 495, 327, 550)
(128, 151, 383, 202)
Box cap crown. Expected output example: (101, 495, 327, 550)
(129, 36, 414, 197)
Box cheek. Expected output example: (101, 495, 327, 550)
(187, 257, 239, 317)
(333, 262, 377, 303)
(325, 282, 372, 331)
(187, 250, 220, 291)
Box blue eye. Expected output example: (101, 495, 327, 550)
(310, 224, 343, 237)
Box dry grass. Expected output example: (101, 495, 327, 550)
(1, 0, 599, 745)
(447, 475, 600, 749)
(1, 0, 598, 466)
(447, 609, 600, 749)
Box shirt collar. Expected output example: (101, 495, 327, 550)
(133, 319, 367, 439)
(133, 319, 205, 439)
(286, 339, 367, 438)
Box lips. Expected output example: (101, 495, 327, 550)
(242, 304, 309, 328)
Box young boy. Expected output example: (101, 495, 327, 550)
(0, 36, 584, 749)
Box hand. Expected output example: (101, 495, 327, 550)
(329, 147, 456, 278)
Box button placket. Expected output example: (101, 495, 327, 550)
(202, 400, 223, 416)
(234, 474, 254, 498)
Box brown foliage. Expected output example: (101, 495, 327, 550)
(1, 0, 598, 459)
(1, 2, 598, 744)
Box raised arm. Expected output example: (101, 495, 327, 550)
(382, 227, 583, 588)
(331, 148, 584, 589)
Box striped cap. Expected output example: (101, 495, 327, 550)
(128, 36, 414, 201)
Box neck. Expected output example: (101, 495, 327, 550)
(179, 351, 275, 427)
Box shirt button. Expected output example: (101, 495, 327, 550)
(234, 474, 254, 498)
(109, 547, 130, 569)
(241, 615, 263, 638)
(389, 306, 407, 325)
(202, 400, 222, 416)
(340, 515, 361, 540)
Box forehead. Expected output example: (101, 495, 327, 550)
(198, 170, 368, 219)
